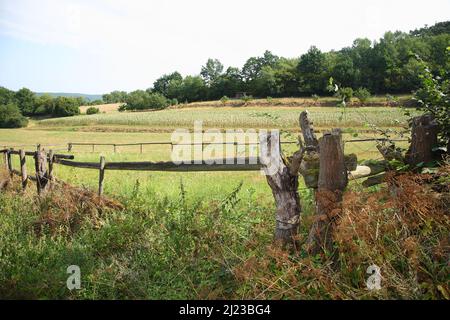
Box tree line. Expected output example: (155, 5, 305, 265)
(108, 21, 449, 109)
(0, 88, 89, 128)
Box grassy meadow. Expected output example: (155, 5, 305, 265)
(2, 103, 447, 300)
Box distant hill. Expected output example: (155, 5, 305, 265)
(35, 92, 103, 101)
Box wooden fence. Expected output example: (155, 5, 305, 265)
(0, 112, 439, 252)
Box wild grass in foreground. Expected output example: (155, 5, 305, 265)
(0, 166, 448, 299)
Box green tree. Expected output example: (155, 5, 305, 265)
(0, 103, 29, 128)
(297, 46, 329, 94)
(153, 72, 183, 97)
(0, 87, 15, 105)
(200, 59, 224, 85)
(15, 88, 36, 115)
(34, 94, 54, 115)
(52, 97, 80, 117)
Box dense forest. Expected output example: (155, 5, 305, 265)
(0, 21, 449, 122)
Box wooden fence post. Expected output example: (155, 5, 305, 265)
(98, 156, 106, 196)
(68, 143, 73, 152)
(406, 114, 439, 167)
(307, 129, 348, 256)
(92, 144, 95, 153)
(2, 149, 7, 170)
(113, 144, 116, 153)
(48, 149, 54, 182)
(34, 147, 49, 195)
(19, 149, 27, 190)
(6, 149, 13, 177)
(140, 144, 143, 154)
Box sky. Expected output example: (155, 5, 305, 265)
(0, 0, 449, 94)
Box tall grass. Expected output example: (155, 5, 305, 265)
(0, 166, 448, 299)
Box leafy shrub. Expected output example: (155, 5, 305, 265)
(386, 94, 399, 106)
(413, 53, 450, 149)
(169, 98, 178, 106)
(0, 103, 29, 128)
(86, 107, 100, 115)
(311, 94, 320, 102)
(118, 104, 127, 112)
(220, 96, 229, 106)
(337, 87, 353, 103)
(241, 95, 253, 105)
(354, 87, 371, 105)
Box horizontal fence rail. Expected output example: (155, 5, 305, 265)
(0, 135, 407, 196)
(56, 158, 261, 171)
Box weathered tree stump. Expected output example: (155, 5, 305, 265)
(260, 131, 301, 247)
(298, 111, 320, 188)
(307, 129, 348, 256)
(406, 114, 439, 167)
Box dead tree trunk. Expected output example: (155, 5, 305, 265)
(307, 129, 348, 256)
(260, 131, 301, 247)
(406, 114, 439, 167)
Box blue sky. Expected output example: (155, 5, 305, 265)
(1, 0, 449, 94)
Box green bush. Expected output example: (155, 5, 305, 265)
(241, 95, 253, 105)
(124, 91, 169, 110)
(86, 107, 100, 115)
(0, 103, 29, 128)
(337, 87, 353, 103)
(311, 94, 320, 102)
(354, 87, 371, 105)
(220, 96, 229, 105)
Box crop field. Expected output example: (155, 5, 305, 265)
(34, 106, 416, 132)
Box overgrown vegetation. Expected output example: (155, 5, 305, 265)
(0, 164, 448, 299)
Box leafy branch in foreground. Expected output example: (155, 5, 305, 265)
(412, 51, 450, 152)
